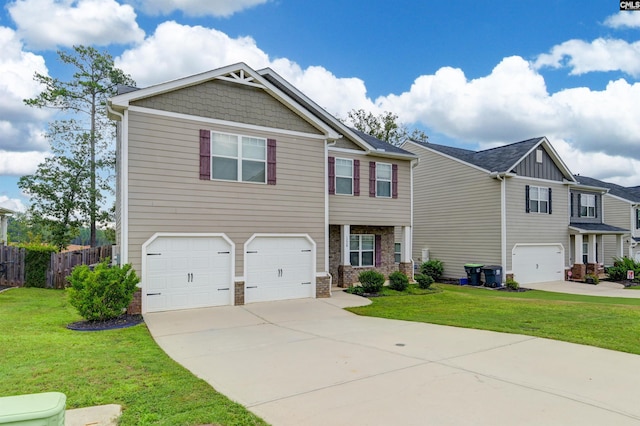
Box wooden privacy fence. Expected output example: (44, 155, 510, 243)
(0, 245, 26, 287)
(47, 245, 113, 289)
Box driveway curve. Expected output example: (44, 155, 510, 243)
(145, 290, 640, 425)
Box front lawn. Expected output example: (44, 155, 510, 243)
(0, 288, 268, 426)
(346, 284, 640, 355)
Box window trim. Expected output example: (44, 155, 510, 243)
(210, 131, 267, 184)
(334, 158, 354, 196)
(350, 234, 375, 267)
(528, 185, 549, 214)
(376, 162, 392, 198)
(580, 194, 596, 218)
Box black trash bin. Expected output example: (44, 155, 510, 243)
(482, 265, 503, 288)
(464, 263, 484, 286)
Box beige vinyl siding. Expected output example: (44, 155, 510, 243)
(328, 151, 411, 226)
(504, 178, 570, 271)
(403, 142, 502, 279)
(131, 79, 323, 135)
(602, 195, 632, 265)
(126, 110, 326, 276)
(333, 137, 364, 151)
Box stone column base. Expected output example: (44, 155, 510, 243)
(399, 262, 414, 281)
(126, 287, 142, 315)
(337, 265, 356, 287)
(316, 275, 331, 298)
(571, 264, 586, 281)
(234, 281, 245, 305)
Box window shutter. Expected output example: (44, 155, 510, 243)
(525, 185, 530, 213)
(595, 195, 598, 218)
(267, 139, 276, 185)
(369, 162, 376, 197)
(199, 130, 210, 180)
(352, 159, 360, 196)
(328, 156, 335, 195)
(548, 187, 552, 214)
(570, 193, 574, 217)
(578, 194, 582, 216)
(375, 234, 382, 267)
(392, 164, 398, 199)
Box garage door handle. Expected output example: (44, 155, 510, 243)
(218, 251, 230, 254)
(218, 288, 229, 291)
(147, 293, 161, 296)
(147, 253, 161, 256)
(301, 249, 311, 252)
(246, 251, 258, 254)
(247, 286, 257, 289)
(301, 282, 311, 285)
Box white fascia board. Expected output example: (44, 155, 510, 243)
(328, 145, 416, 161)
(511, 174, 574, 185)
(403, 140, 490, 174)
(572, 184, 609, 194)
(510, 137, 577, 183)
(128, 106, 330, 140)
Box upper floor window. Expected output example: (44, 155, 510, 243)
(376, 163, 392, 198)
(335, 158, 353, 195)
(636, 209, 640, 229)
(211, 132, 266, 183)
(528, 186, 549, 214)
(580, 194, 596, 218)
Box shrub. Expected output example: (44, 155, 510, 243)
(388, 271, 409, 291)
(415, 273, 434, 289)
(67, 259, 140, 321)
(606, 257, 640, 282)
(585, 273, 600, 284)
(420, 259, 444, 281)
(345, 285, 365, 296)
(19, 243, 57, 288)
(358, 270, 385, 294)
(505, 278, 519, 290)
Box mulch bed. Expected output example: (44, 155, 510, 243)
(67, 314, 144, 331)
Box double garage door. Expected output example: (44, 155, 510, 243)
(512, 244, 564, 285)
(144, 234, 314, 313)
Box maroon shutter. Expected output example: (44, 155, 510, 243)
(267, 139, 276, 185)
(375, 235, 382, 267)
(369, 161, 376, 197)
(328, 156, 335, 194)
(353, 159, 360, 196)
(199, 130, 210, 180)
(392, 164, 398, 199)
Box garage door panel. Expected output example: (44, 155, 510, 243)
(512, 244, 563, 285)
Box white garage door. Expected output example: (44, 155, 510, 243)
(144, 235, 233, 312)
(245, 236, 315, 303)
(512, 244, 564, 285)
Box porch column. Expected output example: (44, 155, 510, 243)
(616, 234, 624, 258)
(0, 215, 7, 245)
(571, 233, 586, 281)
(340, 225, 350, 265)
(574, 234, 583, 264)
(399, 226, 414, 280)
(587, 234, 596, 264)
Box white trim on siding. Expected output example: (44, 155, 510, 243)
(328, 147, 367, 154)
(128, 105, 331, 141)
(511, 174, 573, 185)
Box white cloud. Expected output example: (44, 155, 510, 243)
(131, 0, 269, 17)
(604, 11, 640, 28)
(8, 0, 145, 50)
(0, 150, 49, 176)
(0, 27, 50, 155)
(533, 38, 640, 77)
(0, 196, 26, 213)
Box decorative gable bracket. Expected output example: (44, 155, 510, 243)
(216, 69, 264, 89)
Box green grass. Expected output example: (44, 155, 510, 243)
(346, 284, 640, 355)
(0, 288, 268, 426)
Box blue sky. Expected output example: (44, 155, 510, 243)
(1, 0, 640, 212)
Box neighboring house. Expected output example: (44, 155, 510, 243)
(403, 137, 589, 285)
(108, 63, 415, 313)
(0, 207, 12, 245)
(571, 175, 640, 264)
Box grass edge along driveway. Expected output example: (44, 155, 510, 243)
(0, 288, 268, 426)
(346, 284, 640, 356)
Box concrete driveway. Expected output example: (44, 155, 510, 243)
(524, 280, 640, 298)
(145, 290, 640, 425)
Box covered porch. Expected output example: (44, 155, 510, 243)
(0, 206, 13, 245)
(569, 223, 628, 281)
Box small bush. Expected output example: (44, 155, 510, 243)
(67, 259, 140, 321)
(420, 259, 444, 281)
(505, 278, 519, 290)
(345, 285, 365, 296)
(585, 273, 600, 284)
(19, 243, 57, 288)
(358, 270, 385, 294)
(606, 257, 640, 282)
(388, 271, 409, 291)
(415, 273, 434, 289)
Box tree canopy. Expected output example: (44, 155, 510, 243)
(345, 109, 428, 146)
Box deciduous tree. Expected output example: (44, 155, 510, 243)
(345, 109, 428, 146)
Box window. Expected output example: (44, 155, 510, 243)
(335, 158, 353, 195)
(350, 234, 374, 267)
(529, 186, 549, 213)
(582, 242, 588, 264)
(376, 163, 392, 198)
(536, 149, 543, 163)
(394, 243, 402, 263)
(580, 194, 596, 218)
(211, 132, 266, 183)
(636, 209, 640, 229)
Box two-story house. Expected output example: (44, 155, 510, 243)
(403, 137, 578, 285)
(108, 63, 415, 313)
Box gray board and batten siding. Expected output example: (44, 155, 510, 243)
(511, 146, 566, 182)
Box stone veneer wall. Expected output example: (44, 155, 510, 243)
(127, 287, 142, 315)
(329, 225, 399, 287)
(234, 281, 245, 305)
(316, 275, 331, 298)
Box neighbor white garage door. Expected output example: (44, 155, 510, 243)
(512, 244, 564, 284)
(245, 236, 315, 303)
(144, 235, 233, 312)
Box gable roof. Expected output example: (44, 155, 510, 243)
(573, 175, 640, 203)
(407, 137, 576, 181)
(108, 62, 341, 140)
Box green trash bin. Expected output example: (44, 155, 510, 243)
(0, 392, 66, 426)
(464, 263, 484, 286)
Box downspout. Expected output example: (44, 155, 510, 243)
(325, 138, 338, 296)
(107, 103, 128, 265)
(410, 158, 419, 271)
(490, 172, 508, 284)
